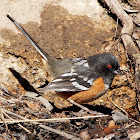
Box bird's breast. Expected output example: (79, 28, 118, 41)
(68, 77, 107, 104)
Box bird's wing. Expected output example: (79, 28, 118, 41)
(40, 59, 99, 92)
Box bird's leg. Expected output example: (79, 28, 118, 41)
(67, 99, 103, 115)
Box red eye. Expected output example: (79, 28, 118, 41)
(108, 65, 112, 68)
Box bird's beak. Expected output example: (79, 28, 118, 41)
(114, 68, 123, 75)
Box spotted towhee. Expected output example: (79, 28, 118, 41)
(7, 15, 128, 123)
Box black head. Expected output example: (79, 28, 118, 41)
(88, 52, 122, 85)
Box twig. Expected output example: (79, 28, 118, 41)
(0, 105, 8, 131)
(0, 114, 108, 124)
(114, 18, 119, 39)
(129, 118, 140, 124)
(2, 111, 31, 133)
(0, 97, 15, 104)
(124, 122, 135, 129)
(121, 6, 138, 13)
(0, 108, 108, 124)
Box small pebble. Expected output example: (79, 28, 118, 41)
(79, 131, 91, 140)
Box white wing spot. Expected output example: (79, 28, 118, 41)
(75, 60, 87, 65)
(48, 84, 55, 87)
(48, 88, 76, 92)
(83, 77, 88, 81)
(72, 82, 89, 90)
(78, 75, 88, 81)
(61, 73, 77, 77)
(83, 62, 89, 68)
(72, 58, 81, 62)
(56, 88, 70, 91)
(70, 68, 75, 73)
(87, 78, 93, 85)
(105, 84, 109, 90)
(52, 79, 62, 82)
(78, 75, 84, 79)
(70, 78, 76, 81)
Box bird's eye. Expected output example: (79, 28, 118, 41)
(108, 65, 112, 68)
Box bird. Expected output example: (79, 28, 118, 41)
(7, 15, 128, 122)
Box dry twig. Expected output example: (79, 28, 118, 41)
(0, 108, 108, 123)
(2, 110, 31, 133)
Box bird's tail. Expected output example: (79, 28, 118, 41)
(7, 15, 52, 62)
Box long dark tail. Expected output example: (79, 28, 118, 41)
(7, 15, 51, 62)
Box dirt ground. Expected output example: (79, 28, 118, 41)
(0, 1, 140, 140)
